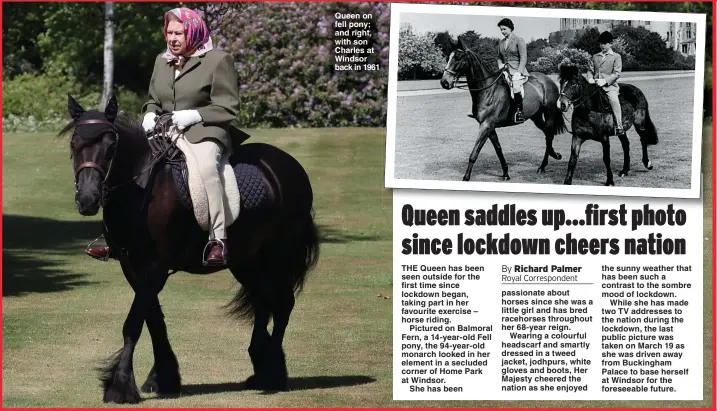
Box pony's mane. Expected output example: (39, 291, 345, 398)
(58, 112, 149, 162)
(113, 113, 145, 141)
(451, 45, 499, 80)
(558, 65, 583, 83)
(463, 45, 498, 72)
(58, 112, 144, 141)
(58, 119, 76, 139)
(106, 114, 149, 161)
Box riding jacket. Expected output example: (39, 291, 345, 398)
(588, 50, 622, 92)
(141, 49, 239, 149)
(497, 33, 529, 77)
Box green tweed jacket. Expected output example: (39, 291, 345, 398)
(141, 49, 240, 149)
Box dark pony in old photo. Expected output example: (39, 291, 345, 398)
(557, 64, 658, 186)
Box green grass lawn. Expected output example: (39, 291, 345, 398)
(2, 125, 712, 407)
(2, 128, 395, 408)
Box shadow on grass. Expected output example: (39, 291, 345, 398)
(422, 145, 659, 187)
(2, 216, 386, 296)
(178, 375, 376, 397)
(3, 214, 101, 297)
(317, 225, 386, 244)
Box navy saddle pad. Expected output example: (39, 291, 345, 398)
(170, 154, 268, 213)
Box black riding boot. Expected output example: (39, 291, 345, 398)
(514, 92, 525, 123)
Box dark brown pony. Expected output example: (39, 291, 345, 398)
(557, 64, 658, 186)
(62, 95, 319, 404)
(439, 38, 568, 181)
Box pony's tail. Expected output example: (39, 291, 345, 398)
(225, 209, 320, 323)
(290, 208, 320, 295)
(640, 109, 659, 145)
(226, 285, 256, 323)
(551, 106, 568, 136)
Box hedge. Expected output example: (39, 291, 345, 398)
(217, 2, 390, 128)
(2, 73, 144, 133)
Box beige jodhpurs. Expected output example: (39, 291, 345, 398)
(186, 138, 227, 240)
(605, 88, 623, 130)
(502, 71, 527, 97)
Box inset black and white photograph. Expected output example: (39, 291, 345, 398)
(385, 3, 706, 198)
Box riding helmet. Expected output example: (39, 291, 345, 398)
(598, 31, 614, 44)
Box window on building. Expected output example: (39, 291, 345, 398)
(682, 44, 688, 54)
(686, 23, 692, 39)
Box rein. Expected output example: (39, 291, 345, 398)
(73, 114, 179, 205)
(445, 48, 507, 92)
(559, 78, 602, 110)
(558, 77, 609, 136)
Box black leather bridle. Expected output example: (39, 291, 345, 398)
(72, 119, 119, 202)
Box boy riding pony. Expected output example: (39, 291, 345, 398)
(588, 31, 626, 137)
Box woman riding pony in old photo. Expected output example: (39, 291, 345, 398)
(496, 17, 529, 124)
(86, 7, 240, 266)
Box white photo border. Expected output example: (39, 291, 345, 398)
(384, 3, 707, 199)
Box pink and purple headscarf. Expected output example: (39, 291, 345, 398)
(162, 8, 213, 66)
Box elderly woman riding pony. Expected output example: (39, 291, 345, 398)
(87, 7, 239, 266)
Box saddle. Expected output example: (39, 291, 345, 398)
(589, 85, 629, 120)
(148, 123, 268, 232)
(467, 73, 535, 125)
(591, 85, 613, 114)
(170, 146, 269, 221)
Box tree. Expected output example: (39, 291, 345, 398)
(458, 31, 500, 69)
(398, 28, 445, 80)
(183, 2, 250, 42)
(1, 2, 49, 78)
(527, 38, 549, 63)
(25, 3, 168, 92)
(610, 25, 681, 70)
(570, 27, 601, 56)
(100, 2, 114, 109)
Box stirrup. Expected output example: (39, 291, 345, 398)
(514, 112, 525, 124)
(202, 239, 227, 267)
(86, 235, 109, 262)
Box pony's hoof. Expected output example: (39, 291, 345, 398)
(537, 167, 546, 174)
(141, 375, 181, 395)
(103, 383, 141, 404)
(619, 171, 629, 177)
(502, 176, 511, 181)
(244, 374, 287, 391)
(644, 160, 653, 170)
(462, 176, 470, 182)
(605, 181, 615, 186)
(553, 153, 562, 160)
(140, 379, 158, 394)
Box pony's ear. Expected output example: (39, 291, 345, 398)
(104, 94, 118, 122)
(67, 94, 85, 120)
(456, 38, 465, 50)
(559, 61, 578, 77)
